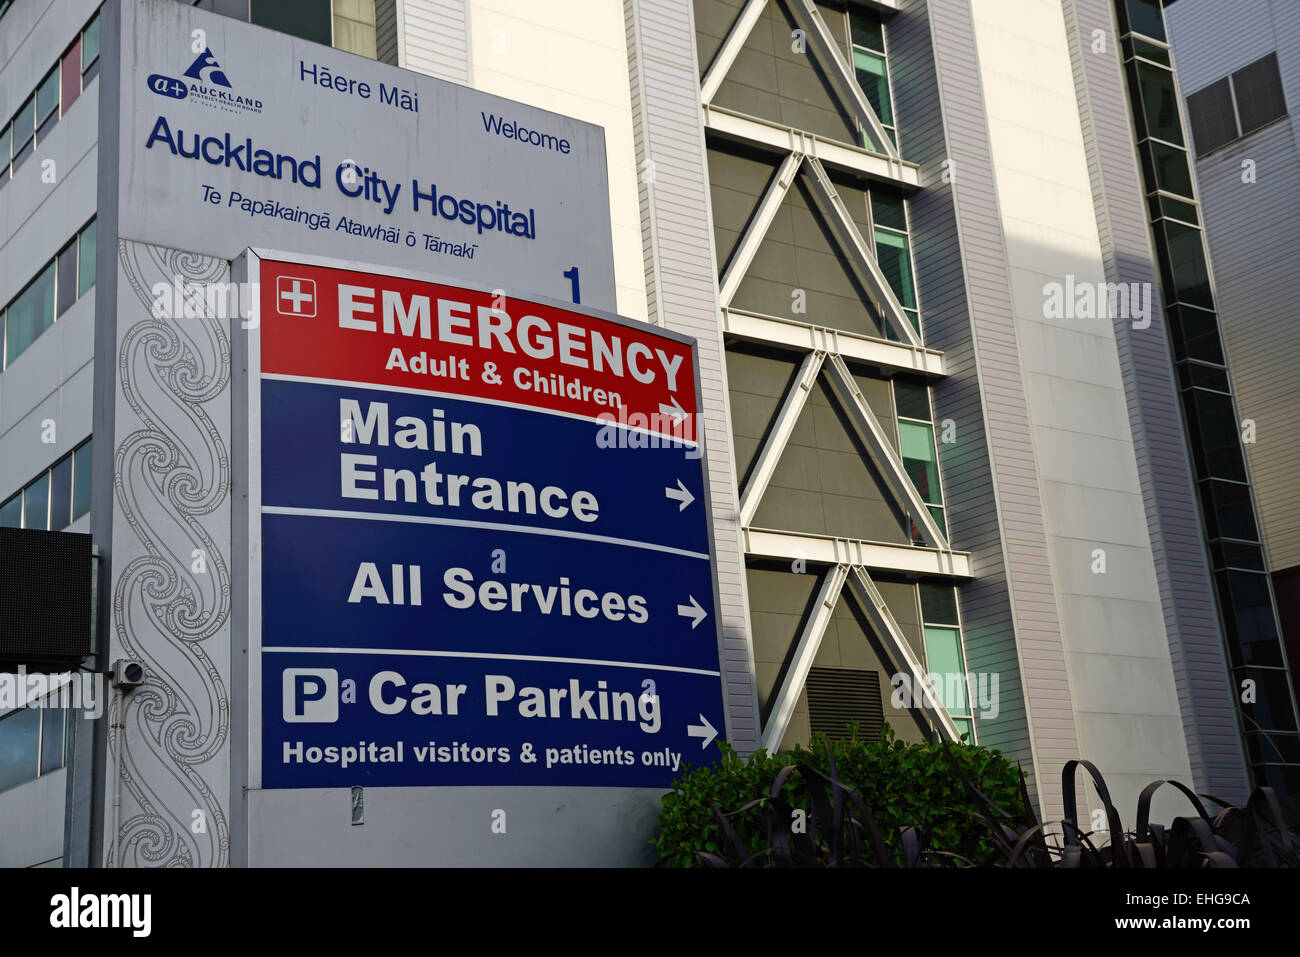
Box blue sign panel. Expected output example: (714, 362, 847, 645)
(255, 259, 725, 788)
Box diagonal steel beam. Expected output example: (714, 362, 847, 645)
(787, 0, 899, 159)
(700, 0, 771, 105)
(802, 155, 921, 347)
(719, 148, 805, 308)
(739, 348, 826, 527)
(846, 566, 962, 742)
(760, 563, 850, 752)
(822, 354, 948, 549)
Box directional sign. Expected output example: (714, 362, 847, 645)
(246, 253, 725, 788)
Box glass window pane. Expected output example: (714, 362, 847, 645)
(4, 262, 56, 365)
(1187, 77, 1237, 156)
(57, 241, 78, 316)
(73, 440, 93, 521)
(1211, 540, 1265, 572)
(924, 626, 967, 713)
(1235, 667, 1298, 732)
(1137, 61, 1184, 145)
(40, 708, 66, 774)
(1128, 37, 1170, 66)
(1201, 480, 1258, 542)
(893, 376, 931, 421)
(920, 582, 959, 624)
(850, 10, 884, 51)
(874, 229, 916, 309)
(0, 124, 10, 167)
(0, 494, 21, 528)
(1123, 0, 1167, 42)
(49, 454, 72, 530)
(899, 420, 940, 504)
(1159, 195, 1196, 223)
(1177, 360, 1230, 393)
(871, 191, 907, 231)
(1145, 142, 1194, 197)
(250, 0, 333, 45)
(1233, 53, 1287, 136)
(23, 472, 49, 530)
(1186, 388, 1247, 481)
(82, 14, 100, 72)
(853, 48, 893, 127)
(928, 505, 946, 536)
(1160, 221, 1213, 308)
(1218, 571, 1282, 667)
(78, 220, 97, 297)
(37, 67, 60, 123)
(852, 49, 894, 128)
(1167, 304, 1225, 364)
(0, 709, 42, 792)
(13, 97, 34, 150)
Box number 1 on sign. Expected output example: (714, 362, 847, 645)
(564, 267, 581, 304)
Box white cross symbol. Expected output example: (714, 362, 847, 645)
(280, 280, 314, 314)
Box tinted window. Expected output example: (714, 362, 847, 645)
(1187, 78, 1236, 156)
(1233, 53, 1287, 135)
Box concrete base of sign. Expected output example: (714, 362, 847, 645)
(248, 786, 666, 866)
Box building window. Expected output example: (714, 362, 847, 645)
(920, 583, 974, 741)
(35, 65, 61, 144)
(250, 0, 333, 46)
(870, 191, 920, 337)
(1, 218, 96, 369)
(82, 12, 101, 83)
(3, 262, 56, 366)
(0, 438, 93, 532)
(11, 96, 34, 172)
(0, 701, 69, 795)
(848, 7, 897, 150)
(1187, 54, 1287, 156)
(894, 376, 946, 540)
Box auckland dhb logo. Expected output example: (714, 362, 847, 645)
(147, 44, 263, 115)
(183, 47, 232, 88)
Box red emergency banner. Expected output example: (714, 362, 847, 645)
(257, 259, 697, 437)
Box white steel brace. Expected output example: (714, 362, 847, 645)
(787, 0, 900, 160)
(822, 354, 948, 549)
(719, 147, 806, 307)
(702, 105, 918, 188)
(802, 155, 921, 347)
(742, 527, 972, 578)
(846, 566, 962, 742)
(722, 307, 944, 376)
(739, 349, 826, 527)
(700, 0, 770, 106)
(759, 562, 850, 751)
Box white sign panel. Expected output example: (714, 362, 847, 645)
(110, 0, 617, 308)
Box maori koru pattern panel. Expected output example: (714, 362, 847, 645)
(106, 240, 232, 867)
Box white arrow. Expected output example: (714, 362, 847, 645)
(658, 396, 687, 424)
(664, 479, 694, 511)
(687, 714, 719, 749)
(676, 596, 708, 629)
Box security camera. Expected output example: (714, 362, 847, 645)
(111, 659, 146, 689)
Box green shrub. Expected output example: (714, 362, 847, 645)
(653, 724, 1025, 867)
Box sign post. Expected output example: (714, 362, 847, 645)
(242, 251, 726, 790)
